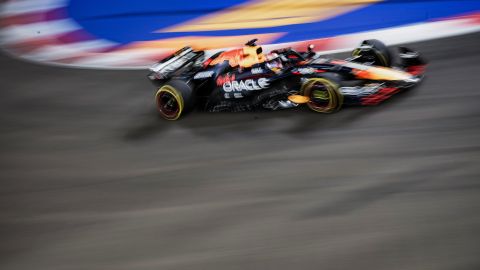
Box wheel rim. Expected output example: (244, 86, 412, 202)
(302, 78, 341, 113)
(310, 82, 331, 108)
(156, 86, 183, 120)
(353, 48, 388, 67)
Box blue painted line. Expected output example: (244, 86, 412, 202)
(276, 0, 480, 42)
(66, 0, 480, 45)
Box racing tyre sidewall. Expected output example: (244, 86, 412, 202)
(155, 80, 194, 120)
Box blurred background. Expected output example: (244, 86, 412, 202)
(1, 1, 480, 269)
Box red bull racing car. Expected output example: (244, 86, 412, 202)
(147, 39, 426, 120)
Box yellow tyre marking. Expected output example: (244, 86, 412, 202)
(373, 49, 388, 66)
(352, 48, 361, 57)
(301, 78, 343, 113)
(155, 85, 184, 121)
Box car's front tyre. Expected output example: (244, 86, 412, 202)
(301, 75, 343, 113)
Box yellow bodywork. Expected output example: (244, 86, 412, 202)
(209, 45, 266, 68)
(353, 66, 414, 81)
(288, 95, 310, 104)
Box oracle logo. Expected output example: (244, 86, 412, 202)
(223, 78, 270, 92)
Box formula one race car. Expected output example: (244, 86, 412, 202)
(147, 39, 426, 120)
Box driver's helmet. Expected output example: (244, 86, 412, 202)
(265, 53, 283, 72)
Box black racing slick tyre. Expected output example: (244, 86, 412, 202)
(155, 80, 194, 120)
(352, 39, 392, 67)
(301, 75, 343, 113)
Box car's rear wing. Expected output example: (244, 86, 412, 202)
(148, 47, 204, 81)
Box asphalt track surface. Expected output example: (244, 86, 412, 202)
(1, 33, 480, 270)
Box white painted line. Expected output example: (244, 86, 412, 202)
(0, 0, 66, 17)
(23, 40, 116, 61)
(73, 48, 172, 67)
(0, 19, 80, 44)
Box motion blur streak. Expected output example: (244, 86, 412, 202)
(1, 33, 480, 270)
(159, 0, 380, 32)
(1, 0, 479, 68)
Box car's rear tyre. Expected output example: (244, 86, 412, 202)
(155, 80, 194, 120)
(352, 39, 392, 67)
(301, 76, 343, 113)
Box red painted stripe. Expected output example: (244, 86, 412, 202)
(56, 30, 95, 43)
(1, 7, 67, 27)
(361, 87, 399, 105)
(433, 11, 480, 25)
(7, 36, 58, 54)
(461, 12, 480, 25)
(406, 65, 426, 76)
(290, 37, 342, 52)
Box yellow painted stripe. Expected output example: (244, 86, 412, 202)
(158, 0, 381, 33)
(122, 33, 284, 50)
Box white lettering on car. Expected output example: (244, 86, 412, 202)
(296, 67, 315, 74)
(193, 71, 214, 79)
(223, 78, 269, 92)
(251, 67, 263, 74)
